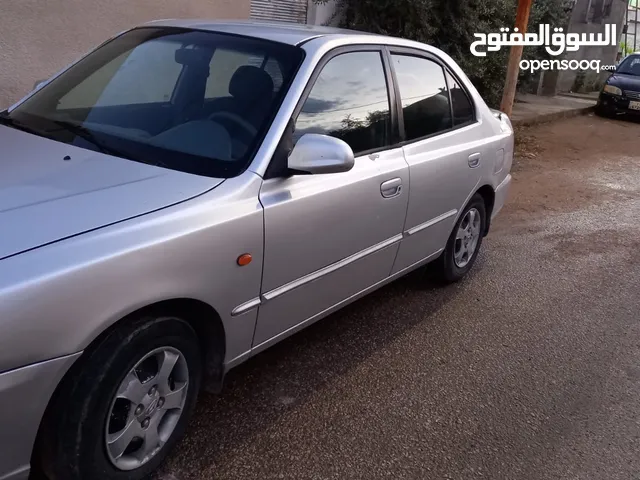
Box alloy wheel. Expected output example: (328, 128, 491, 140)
(105, 347, 189, 471)
(454, 208, 481, 268)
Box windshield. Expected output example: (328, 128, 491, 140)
(617, 55, 640, 76)
(3, 27, 304, 178)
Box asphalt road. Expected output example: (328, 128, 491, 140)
(159, 114, 640, 480)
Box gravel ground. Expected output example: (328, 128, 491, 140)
(159, 114, 640, 480)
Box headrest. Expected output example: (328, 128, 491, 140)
(229, 66, 274, 102)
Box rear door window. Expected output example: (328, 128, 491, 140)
(391, 54, 452, 141)
(446, 72, 475, 127)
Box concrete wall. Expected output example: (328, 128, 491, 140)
(554, 0, 628, 92)
(306, 0, 338, 26)
(0, 0, 250, 108)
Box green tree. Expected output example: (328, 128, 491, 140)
(620, 41, 635, 56)
(315, 0, 570, 108)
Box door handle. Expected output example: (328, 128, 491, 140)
(468, 153, 481, 168)
(381, 178, 402, 198)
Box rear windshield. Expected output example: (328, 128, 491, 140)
(5, 27, 304, 178)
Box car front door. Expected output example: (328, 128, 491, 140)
(253, 48, 409, 348)
(387, 50, 492, 274)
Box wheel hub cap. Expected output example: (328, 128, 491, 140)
(144, 395, 160, 418)
(454, 208, 481, 268)
(105, 346, 189, 471)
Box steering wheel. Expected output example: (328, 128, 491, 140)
(208, 111, 257, 137)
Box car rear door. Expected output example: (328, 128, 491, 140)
(387, 49, 492, 274)
(253, 47, 409, 348)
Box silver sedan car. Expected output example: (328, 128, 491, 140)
(0, 20, 513, 480)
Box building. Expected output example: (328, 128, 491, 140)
(538, 0, 628, 95)
(542, 0, 629, 94)
(623, 0, 640, 53)
(0, 0, 334, 108)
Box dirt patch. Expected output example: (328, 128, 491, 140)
(545, 229, 640, 258)
(514, 126, 542, 167)
(504, 115, 640, 220)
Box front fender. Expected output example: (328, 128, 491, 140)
(0, 173, 264, 373)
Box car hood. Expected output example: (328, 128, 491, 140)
(608, 73, 640, 92)
(0, 125, 223, 260)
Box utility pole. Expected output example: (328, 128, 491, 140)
(500, 0, 534, 116)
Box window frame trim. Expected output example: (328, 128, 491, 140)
(290, 44, 401, 158)
(385, 46, 479, 147)
(444, 69, 477, 129)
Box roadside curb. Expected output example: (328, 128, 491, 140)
(512, 105, 596, 128)
(557, 93, 600, 102)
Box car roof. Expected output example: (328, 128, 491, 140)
(142, 19, 385, 46)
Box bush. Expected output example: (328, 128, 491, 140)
(315, 0, 570, 108)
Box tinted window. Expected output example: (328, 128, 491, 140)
(59, 42, 183, 109)
(204, 50, 283, 98)
(7, 28, 304, 178)
(295, 52, 391, 154)
(263, 57, 285, 91)
(205, 48, 263, 99)
(391, 54, 452, 141)
(446, 72, 474, 126)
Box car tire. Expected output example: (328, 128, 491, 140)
(434, 194, 486, 284)
(38, 315, 202, 480)
(595, 104, 609, 117)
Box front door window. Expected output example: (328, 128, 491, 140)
(295, 51, 392, 154)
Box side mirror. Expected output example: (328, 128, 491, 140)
(288, 134, 355, 175)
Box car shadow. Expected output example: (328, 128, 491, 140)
(596, 111, 640, 124)
(156, 259, 479, 478)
